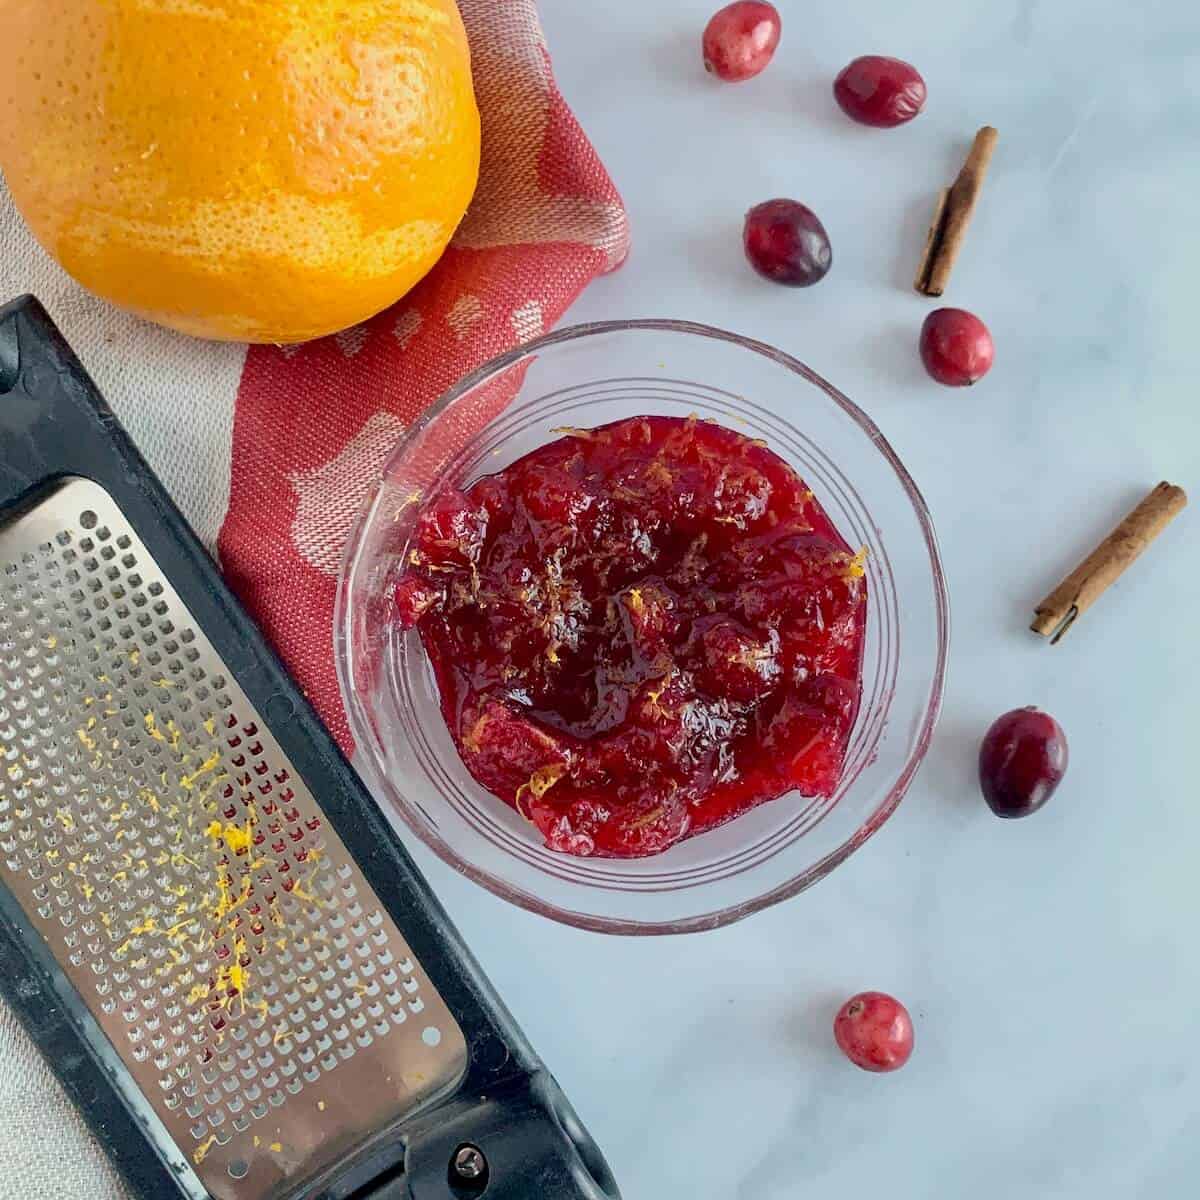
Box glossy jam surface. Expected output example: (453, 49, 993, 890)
(395, 416, 867, 858)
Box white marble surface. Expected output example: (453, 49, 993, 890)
(392, 2, 1200, 1196)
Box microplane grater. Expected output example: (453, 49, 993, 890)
(0, 296, 620, 1200)
(1, 475, 469, 1198)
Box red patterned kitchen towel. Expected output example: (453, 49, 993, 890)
(218, 0, 629, 749)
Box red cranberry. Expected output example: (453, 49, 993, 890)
(702, 1, 781, 82)
(833, 56, 927, 127)
(414, 487, 488, 564)
(834, 991, 914, 1073)
(979, 707, 1068, 818)
(743, 199, 832, 287)
(700, 619, 781, 703)
(919, 308, 994, 386)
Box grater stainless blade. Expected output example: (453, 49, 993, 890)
(0, 295, 620, 1200)
(0, 475, 468, 1200)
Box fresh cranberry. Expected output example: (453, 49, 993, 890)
(744, 199, 832, 287)
(702, 1, 781, 82)
(834, 991, 914, 1073)
(833, 56, 927, 127)
(919, 308, 994, 386)
(979, 707, 1068, 818)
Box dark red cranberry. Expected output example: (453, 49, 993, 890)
(979, 707, 1068, 818)
(702, 2, 781, 82)
(919, 308, 994, 386)
(834, 992, 914, 1072)
(834, 56, 927, 127)
(743, 199, 832, 287)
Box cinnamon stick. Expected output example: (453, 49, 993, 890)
(915, 126, 999, 297)
(1031, 482, 1188, 643)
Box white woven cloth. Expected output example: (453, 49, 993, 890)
(0, 181, 244, 1200)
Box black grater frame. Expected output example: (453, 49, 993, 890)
(0, 295, 618, 1200)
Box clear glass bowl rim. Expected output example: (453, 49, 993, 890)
(335, 318, 950, 934)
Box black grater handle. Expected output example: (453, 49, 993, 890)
(394, 1074, 620, 1200)
(0, 294, 147, 514)
(0, 295, 620, 1200)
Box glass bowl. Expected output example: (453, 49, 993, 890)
(335, 320, 948, 934)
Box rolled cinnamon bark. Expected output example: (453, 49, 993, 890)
(915, 126, 999, 297)
(1031, 482, 1188, 643)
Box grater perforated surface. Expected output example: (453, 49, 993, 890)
(0, 477, 467, 1200)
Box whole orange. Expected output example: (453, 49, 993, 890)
(0, 1, 480, 343)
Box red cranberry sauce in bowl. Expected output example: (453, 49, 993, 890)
(393, 415, 867, 859)
(336, 320, 947, 932)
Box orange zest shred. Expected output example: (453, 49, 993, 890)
(462, 710, 494, 755)
(631, 805, 666, 830)
(843, 546, 869, 580)
(514, 762, 567, 818)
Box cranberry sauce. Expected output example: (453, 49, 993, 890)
(395, 416, 866, 858)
